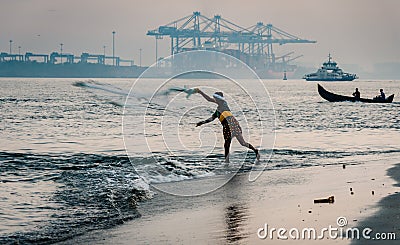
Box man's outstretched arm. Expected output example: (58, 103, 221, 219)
(196, 115, 217, 127)
(196, 89, 217, 103)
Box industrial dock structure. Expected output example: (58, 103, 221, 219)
(0, 52, 134, 66)
(147, 11, 316, 78)
(0, 50, 145, 78)
(1, 11, 316, 78)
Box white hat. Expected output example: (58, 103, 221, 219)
(213, 93, 225, 101)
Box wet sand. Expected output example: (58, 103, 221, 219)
(62, 162, 398, 244)
(351, 163, 400, 245)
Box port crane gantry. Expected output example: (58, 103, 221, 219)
(147, 11, 316, 69)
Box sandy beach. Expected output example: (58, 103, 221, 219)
(59, 160, 398, 244)
(351, 163, 400, 245)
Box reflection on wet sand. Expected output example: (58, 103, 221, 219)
(218, 173, 251, 244)
(224, 203, 250, 243)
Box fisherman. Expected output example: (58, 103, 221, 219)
(195, 89, 260, 163)
(352, 88, 360, 99)
(379, 89, 386, 100)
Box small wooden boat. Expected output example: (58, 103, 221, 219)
(318, 84, 394, 103)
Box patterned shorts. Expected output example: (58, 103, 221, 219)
(223, 116, 242, 140)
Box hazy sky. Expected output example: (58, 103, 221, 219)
(1, 0, 399, 70)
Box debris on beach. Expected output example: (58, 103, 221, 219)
(313, 196, 334, 204)
(372, 191, 375, 195)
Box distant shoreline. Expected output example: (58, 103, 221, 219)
(0, 62, 147, 78)
(1, 61, 399, 80)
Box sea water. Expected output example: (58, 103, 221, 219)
(0, 78, 399, 243)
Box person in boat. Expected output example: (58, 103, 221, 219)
(352, 88, 360, 99)
(194, 89, 260, 163)
(379, 89, 386, 100)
